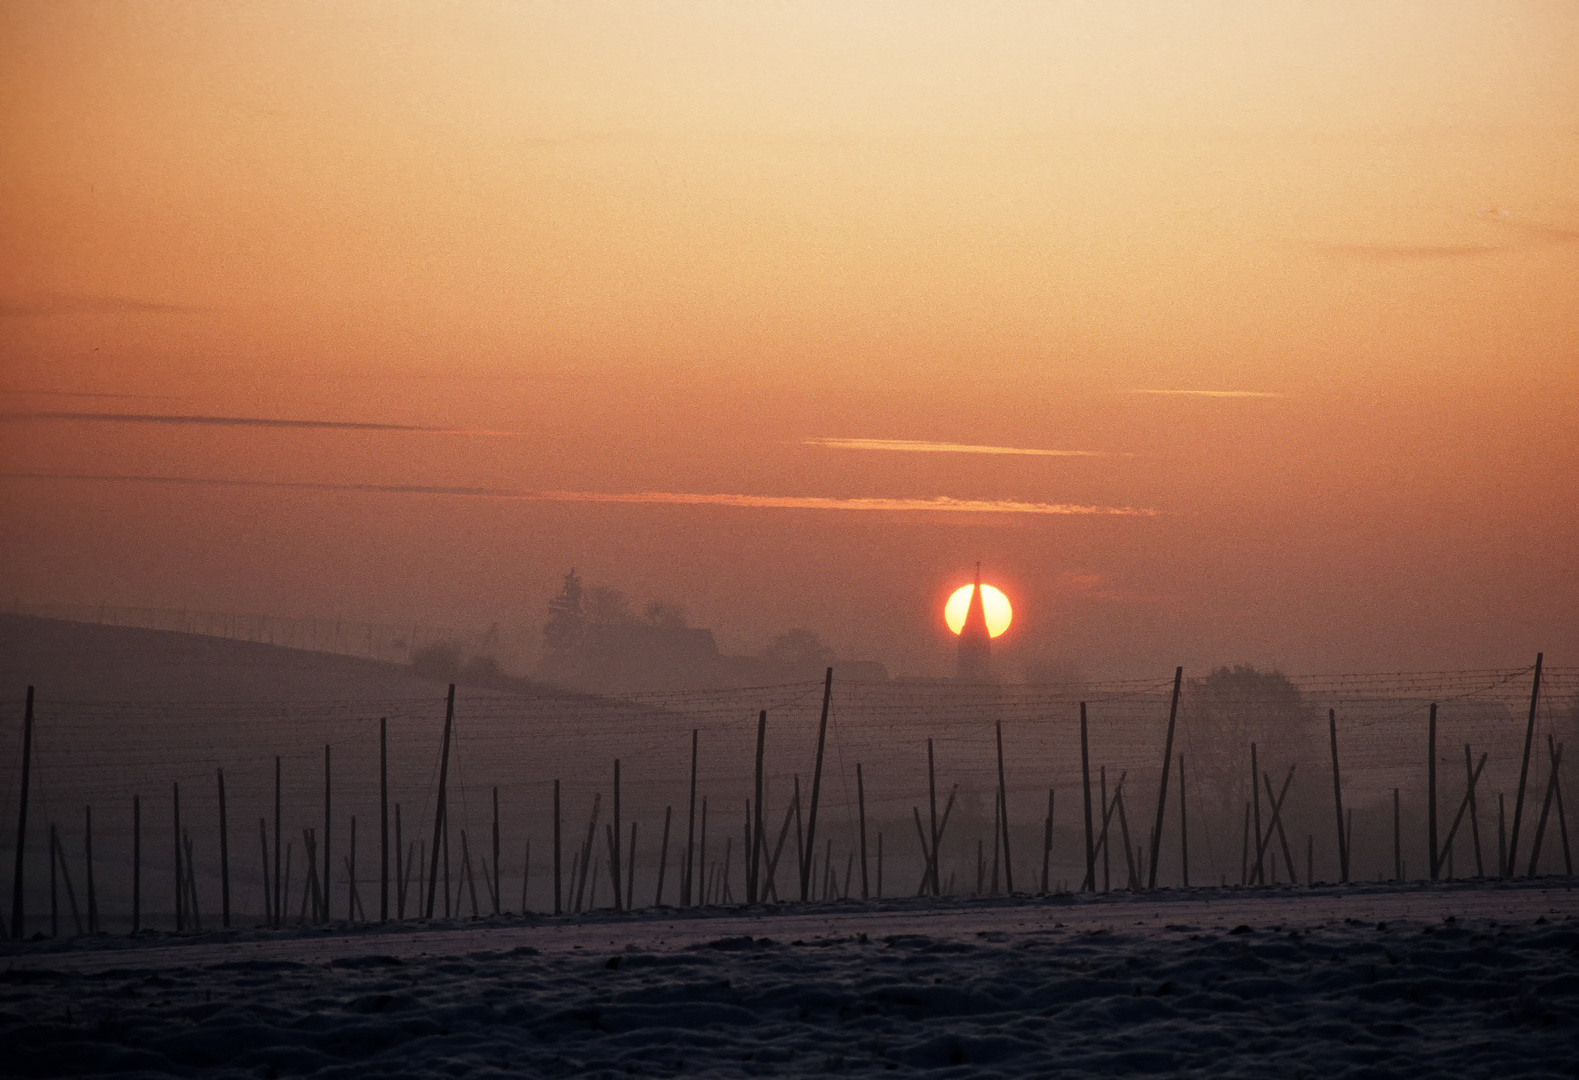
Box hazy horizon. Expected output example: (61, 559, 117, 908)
(3, 1, 1576, 681)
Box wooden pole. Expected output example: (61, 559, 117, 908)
(1263, 770, 1299, 885)
(1115, 790, 1137, 889)
(1436, 752, 1488, 868)
(1250, 743, 1263, 885)
(856, 763, 869, 900)
(214, 769, 229, 928)
(1466, 745, 1484, 877)
(133, 795, 141, 933)
(173, 782, 184, 931)
(995, 721, 1013, 893)
(1427, 704, 1439, 880)
(322, 743, 331, 923)
(698, 796, 709, 905)
(258, 817, 270, 925)
(1306, 834, 1313, 887)
(1040, 788, 1053, 895)
(1507, 652, 1543, 874)
(1393, 788, 1402, 881)
(1527, 741, 1563, 876)
(792, 776, 804, 884)
(1178, 755, 1189, 888)
(1250, 767, 1296, 877)
(394, 803, 405, 918)
(274, 756, 282, 927)
(1497, 793, 1507, 877)
(684, 729, 698, 907)
(751, 710, 766, 904)
(655, 805, 672, 906)
(1080, 703, 1095, 893)
(876, 830, 883, 898)
(611, 760, 622, 911)
(348, 815, 357, 920)
(84, 805, 98, 933)
(492, 787, 501, 915)
(1239, 803, 1250, 885)
(926, 738, 941, 896)
(801, 667, 834, 902)
(573, 793, 601, 912)
(1147, 667, 1183, 889)
(990, 782, 1001, 892)
(763, 789, 800, 901)
(627, 821, 638, 909)
(461, 830, 479, 915)
(553, 779, 562, 915)
(9, 685, 33, 939)
(520, 837, 531, 913)
(49, 824, 58, 936)
(1551, 736, 1572, 875)
(911, 807, 931, 895)
(425, 684, 456, 918)
(1100, 767, 1110, 892)
(1328, 709, 1348, 883)
(380, 718, 388, 923)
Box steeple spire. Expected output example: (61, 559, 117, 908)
(957, 562, 991, 681)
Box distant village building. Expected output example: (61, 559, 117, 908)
(536, 569, 887, 693)
(956, 564, 992, 681)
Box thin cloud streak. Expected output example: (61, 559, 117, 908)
(1, 473, 1162, 517)
(804, 437, 1123, 457)
(1129, 389, 1287, 399)
(3, 389, 180, 401)
(0, 412, 516, 435)
(1317, 242, 1502, 260)
(0, 293, 206, 317)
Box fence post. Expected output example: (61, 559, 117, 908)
(322, 744, 331, 923)
(132, 795, 141, 933)
(1178, 755, 1189, 888)
(996, 721, 1014, 893)
(611, 760, 622, 911)
(425, 684, 456, 918)
(274, 756, 282, 927)
(856, 763, 869, 900)
(173, 782, 184, 931)
(380, 718, 389, 923)
(1427, 704, 1439, 880)
(1147, 667, 1183, 889)
(553, 779, 562, 915)
(1507, 653, 1543, 874)
(9, 686, 33, 939)
(1328, 709, 1348, 883)
(750, 710, 766, 905)
(801, 668, 833, 902)
(684, 730, 698, 907)
(1080, 703, 1095, 892)
(217, 769, 230, 928)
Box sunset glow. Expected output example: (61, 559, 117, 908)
(945, 584, 1012, 639)
(0, 1, 1573, 677)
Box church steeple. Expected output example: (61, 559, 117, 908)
(957, 562, 991, 681)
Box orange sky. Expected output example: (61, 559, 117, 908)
(2, 1, 1576, 678)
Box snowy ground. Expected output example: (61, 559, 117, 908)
(3, 879, 1576, 1078)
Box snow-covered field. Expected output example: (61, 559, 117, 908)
(3, 879, 1576, 1078)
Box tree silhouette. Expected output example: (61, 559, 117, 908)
(543, 569, 584, 651)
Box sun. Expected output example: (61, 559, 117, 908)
(944, 583, 1012, 638)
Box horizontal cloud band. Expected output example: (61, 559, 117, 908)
(0, 412, 513, 434)
(2, 472, 1161, 517)
(804, 437, 1120, 457)
(1129, 389, 1286, 399)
